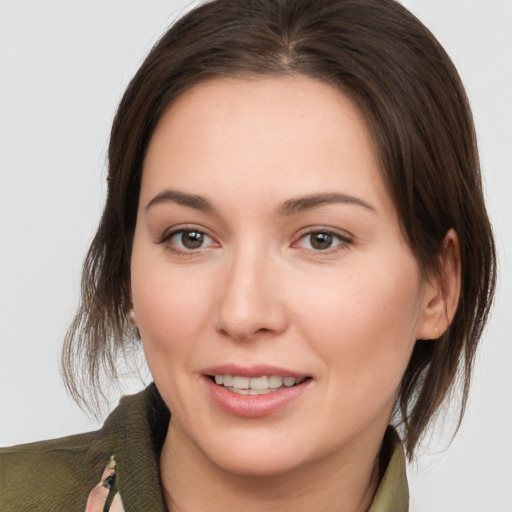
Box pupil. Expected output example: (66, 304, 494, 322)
(311, 232, 332, 250)
(182, 231, 204, 249)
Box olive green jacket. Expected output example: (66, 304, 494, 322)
(0, 384, 408, 511)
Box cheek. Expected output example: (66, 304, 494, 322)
(288, 262, 423, 442)
(292, 258, 423, 390)
(130, 249, 216, 365)
(131, 259, 218, 420)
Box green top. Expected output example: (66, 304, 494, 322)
(0, 384, 408, 511)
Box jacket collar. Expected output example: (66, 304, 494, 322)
(369, 427, 409, 511)
(103, 383, 169, 511)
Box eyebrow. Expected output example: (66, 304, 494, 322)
(279, 193, 377, 215)
(146, 189, 214, 212)
(145, 189, 376, 216)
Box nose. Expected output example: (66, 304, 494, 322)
(215, 246, 288, 342)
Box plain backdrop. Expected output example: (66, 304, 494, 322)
(0, 1, 511, 511)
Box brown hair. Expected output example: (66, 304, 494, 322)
(62, 0, 496, 459)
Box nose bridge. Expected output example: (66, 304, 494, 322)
(215, 239, 286, 340)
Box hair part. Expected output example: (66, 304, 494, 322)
(62, 0, 496, 459)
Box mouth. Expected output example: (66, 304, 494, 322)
(209, 374, 310, 395)
(202, 364, 312, 417)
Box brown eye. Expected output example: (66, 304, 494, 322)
(297, 230, 350, 252)
(309, 232, 333, 250)
(168, 230, 213, 251)
(181, 231, 204, 249)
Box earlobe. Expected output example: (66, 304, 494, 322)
(417, 229, 461, 340)
(129, 308, 138, 326)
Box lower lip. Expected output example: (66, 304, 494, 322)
(204, 377, 311, 418)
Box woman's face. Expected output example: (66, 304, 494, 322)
(131, 76, 433, 476)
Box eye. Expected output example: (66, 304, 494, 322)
(296, 230, 350, 252)
(167, 229, 215, 251)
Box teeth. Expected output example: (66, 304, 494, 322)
(268, 376, 283, 388)
(231, 388, 274, 395)
(283, 377, 296, 387)
(212, 374, 305, 393)
(249, 376, 268, 390)
(233, 376, 249, 389)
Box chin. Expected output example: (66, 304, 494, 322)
(211, 447, 306, 478)
(197, 427, 312, 478)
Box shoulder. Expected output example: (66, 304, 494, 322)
(0, 385, 168, 511)
(0, 429, 112, 511)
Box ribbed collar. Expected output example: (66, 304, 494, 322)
(103, 383, 170, 511)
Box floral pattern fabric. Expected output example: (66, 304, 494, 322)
(85, 456, 124, 512)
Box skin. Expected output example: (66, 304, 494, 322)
(130, 76, 459, 511)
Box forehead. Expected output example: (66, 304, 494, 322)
(141, 76, 393, 217)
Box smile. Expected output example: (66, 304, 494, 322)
(204, 369, 312, 417)
(213, 375, 307, 395)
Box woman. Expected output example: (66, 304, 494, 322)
(0, 0, 497, 510)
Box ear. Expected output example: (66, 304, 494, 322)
(126, 282, 138, 326)
(416, 229, 461, 340)
(128, 308, 138, 326)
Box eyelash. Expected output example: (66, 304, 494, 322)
(156, 227, 353, 256)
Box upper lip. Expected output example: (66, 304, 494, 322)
(201, 364, 309, 379)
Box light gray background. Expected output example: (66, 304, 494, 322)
(0, 1, 511, 510)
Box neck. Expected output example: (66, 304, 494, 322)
(159, 420, 386, 512)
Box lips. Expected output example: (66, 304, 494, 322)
(202, 365, 312, 417)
